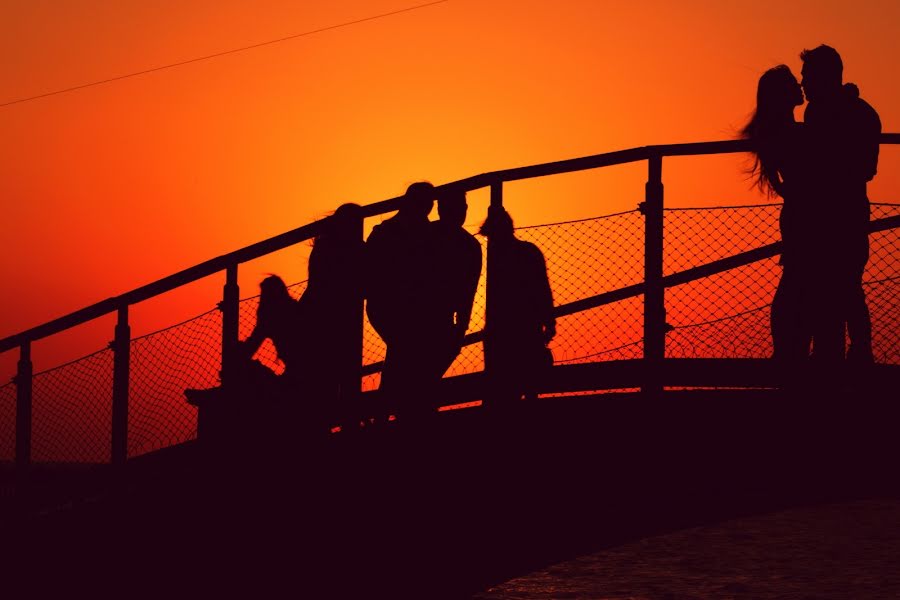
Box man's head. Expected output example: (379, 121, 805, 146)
(401, 181, 435, 219)
(479, 206, 514, 240)
(437, 188, 468, 228)
(800, 44, 843, 103)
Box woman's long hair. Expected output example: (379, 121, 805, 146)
(740, 65, 798, 196)
(308, 203, 362, 291)
(257, 274, 293, 329)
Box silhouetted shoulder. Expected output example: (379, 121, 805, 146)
(854, 96, 882, 132)
(431, 221, 481, 262)
(516, 239, 546, 264)
(366, 218, 395, 246)
(365, 217, 406, 264)
(462, 227, 482, 256)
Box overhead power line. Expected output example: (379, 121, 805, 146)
(1, 0, 450, 108)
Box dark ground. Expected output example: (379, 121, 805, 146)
(2, 389, 899, 598)
(477, 497, 900, 599)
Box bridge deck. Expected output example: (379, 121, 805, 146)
(3, 372, 900, 597)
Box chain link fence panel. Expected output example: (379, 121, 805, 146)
(128, 309, 221, 458)
(31, 349, 113, 464)
(517, 211, 646, 364)
(867, 203, 900, 363)
(3, 203, 898, 464)
(0, 382, 15, 462)
(664, 203, 900, 361)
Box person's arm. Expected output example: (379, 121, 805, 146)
(239, 321, 266, 359)
(454, 238, 483, 337)
(305, 241, 323, 296)
(534, 247, 556, 344)
(841, 87, 880, 182)
(761, 155, 788, 198)
(362, 230, 392, 343)
(859, 102, 881, 182)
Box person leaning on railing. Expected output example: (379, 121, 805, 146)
(364, 182, 441, 422)
(480, 206, 556, 406)
(299, 202, 365, 429)
(185, 275, 305, 408)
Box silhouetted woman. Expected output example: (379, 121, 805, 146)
(185, 274, 304, 408)
(234, 273, 336, 442)
(233, 208, 364, 432)
(741, 65, 813, 364)
(238, 274, 306, 389)
(300, 203, 364, 428)
(480, 206, 556, 405)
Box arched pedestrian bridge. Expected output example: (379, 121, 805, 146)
(2, 136, 900, 596)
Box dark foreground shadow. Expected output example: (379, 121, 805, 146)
(3, 384, 900, 598)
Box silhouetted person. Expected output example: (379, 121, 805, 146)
(238, 275, 306, 386)
(240, 276, 323, 440)
(741, 65, 814, 364)
(481, 207, 556, 406)
(301, 203, 365, 429)
(186, 275, 308, 415)
(430, 188, 483, 377)
(365, 182, 442, 421)
(800, 44, 881, 366)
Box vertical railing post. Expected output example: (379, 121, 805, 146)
(339, 211, 365, 431)
(220, 265, 240, 391)
(111, 305, 131, 465)
(484, 181, 503, 382)
(642, 154, 665, 394)
(15, 341, 33, 470)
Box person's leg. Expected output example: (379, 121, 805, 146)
(846, 237, 873, 365)
(846, 284, 873, 363)
(772, 267, 810, 363)
(809, 269, 846, 366)
(378, 343, 402, 423)
(385, 339, 441, 425)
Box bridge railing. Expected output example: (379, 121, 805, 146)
(2, 135, 899, 466)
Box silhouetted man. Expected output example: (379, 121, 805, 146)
(800, 45, 881, 365)
(430, 188, 483, 377)
(364, 181, 439, 420)
(480, 206, 556, 406)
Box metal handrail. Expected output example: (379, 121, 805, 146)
(2, 133, 897, 353)
(357, 212, 900, 375)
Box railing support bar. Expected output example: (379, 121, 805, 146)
(15, 342, 33, 469)
(643, 154, 665, 394)
(221, 265, 240, 391)
(339, 211, 365, 431)
(483, 182, 503, 399)
(111, 305, 131, 465)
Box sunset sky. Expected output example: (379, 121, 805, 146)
(1, 0, 898, 380)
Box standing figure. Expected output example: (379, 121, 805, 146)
(185, 274, 307, 409)
(302, 203, 365, 429)
(800, 44, 881, 366)
(480, 206, 556, 406)
(185, 274, 314, 442)
(741, 65, 813, 364)
(430, 187, 483, 378)
(238, 275, 307, 391)
(365, 182, 441, 421)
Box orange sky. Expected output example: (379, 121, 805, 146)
(2, 0, 899, 380)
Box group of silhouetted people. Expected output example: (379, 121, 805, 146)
(188, 182, 556, 433)
(741, 44, 880, 381)
(188, 42, 881, 433)
(365, 183, 484, 421)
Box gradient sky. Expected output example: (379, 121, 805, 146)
(2, 0, 898, 379)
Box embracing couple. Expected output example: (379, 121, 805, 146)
(741, 45, 881, 372)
